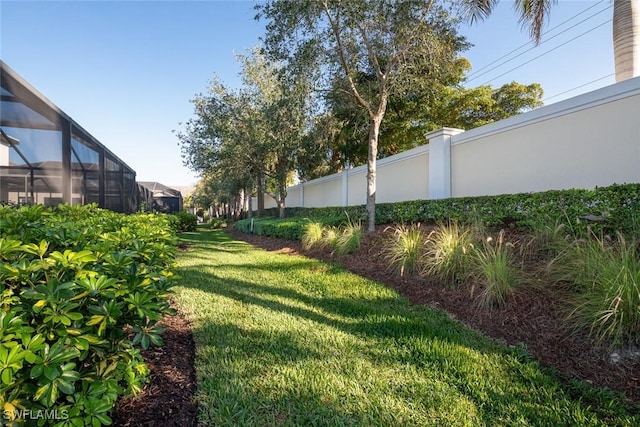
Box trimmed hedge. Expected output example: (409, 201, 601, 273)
(0, 204, 177, 426)
(243, 183, 640, 238)
(168, 211, 198, 232)
(235, 217, 310, 240)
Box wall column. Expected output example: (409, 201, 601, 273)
(342, 167, 349, 206)
(426, 127, 464, 199)
(299, 183, 304, 208)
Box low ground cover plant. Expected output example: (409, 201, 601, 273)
(208, 217, 227, 229)
(0, 204, 177, 426)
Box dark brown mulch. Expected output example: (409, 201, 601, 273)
(113, 226, 638, 425)
(112, 304, 198, 427)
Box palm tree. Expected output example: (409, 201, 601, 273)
(463, 0, 639, 82)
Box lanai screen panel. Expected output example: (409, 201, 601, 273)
(0, 88, 65, 206)
(0, 61, 139, 212)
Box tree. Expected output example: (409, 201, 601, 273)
(257, 0, 468, 231)
(176, 76, 259, 220)
(462, 0, 639, 82)
(177, 48, 313, 219)
(323, 59, 543, 169)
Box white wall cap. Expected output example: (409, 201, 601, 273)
(452, 76, 640, 146)
(425, 127, 465, 140)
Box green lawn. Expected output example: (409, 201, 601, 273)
(173, 230, 637, 426)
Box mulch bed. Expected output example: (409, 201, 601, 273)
(113, 226, 639, 425)
(111, 303, 199, 427)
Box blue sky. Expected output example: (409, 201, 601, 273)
(1, 1, 614, 187)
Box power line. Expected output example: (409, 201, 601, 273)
(466, 0, 607, 80)
(479, 19, 611, 86)
(466, 3, 612, 84)
(543, 73, 615, 103)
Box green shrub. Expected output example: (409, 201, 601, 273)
(235, 216, 348, 241)
(0, 204, 177, 426)
(471, 231, 521, 308)
(422, 222, 475, 285)
(384, 225, 425, 276)
(551, 232, 640, 347)
(169, 211, 197, 232)
(209, 217, 228, 229)
(251, 183, 640, 238)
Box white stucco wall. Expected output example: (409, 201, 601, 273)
(451, 76, 640, 197)
(254, 76, 640, 212)
(302, 175, 342, 208)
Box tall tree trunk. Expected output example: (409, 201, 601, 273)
(366, 116, 382, 232)
(248, 187, 253, 220)
(257, 173, 265, 217)
(278, 180, 287, 219)
(614, 0, 640, 82)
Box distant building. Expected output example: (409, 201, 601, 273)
(1, 61, 139, 212)
(137, 181, 183, 213)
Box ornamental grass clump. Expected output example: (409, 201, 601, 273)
(332, 220, 362, 255)
(472, 230, 521, 308)
(552, 232, 640, 347)
(323, 226, 339, 249)
(302, 221, 326, 249)
(384, 224, 425, 276)
(522, 215, 573, 261)
(422, 222, 475, 285)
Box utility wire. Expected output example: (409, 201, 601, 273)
(543, 73, 615, 103)
(467, 0, 604, 77)
(479, 19, 611, 85)
(466, 3, 612, 83)
(467, 0, 607, 80)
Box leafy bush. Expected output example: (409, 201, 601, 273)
(551, 232, 640, 347)
(235, 217, 309, 240)
(0, 204, 177, 426)
(209, 217, 228, 229)
(422, 222, 475, 285)
(471, 231, 521, 308)
(169, 211, 197, 232)
(383, 225, 425, 276)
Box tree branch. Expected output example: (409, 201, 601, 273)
(321, 0, 373, 116)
